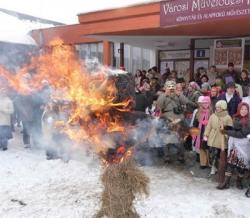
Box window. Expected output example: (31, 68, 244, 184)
(79, 43, 103, 63)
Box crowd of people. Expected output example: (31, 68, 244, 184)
(0, 62, 249, 198)
(134, 63, 250, 198)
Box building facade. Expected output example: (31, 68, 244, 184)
(31, 0, 250, 79)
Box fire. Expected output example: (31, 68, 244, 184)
(101, 145, 134, 166)
(0, 38, 133, 164)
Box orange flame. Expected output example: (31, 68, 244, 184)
(0, 38, 133, 163)
(101, 145, 134, 166)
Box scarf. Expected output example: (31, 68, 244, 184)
(195, 108, 210, 150)
(215, 110, 229, 118)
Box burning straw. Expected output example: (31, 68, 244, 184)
(95, 147, 149, 218)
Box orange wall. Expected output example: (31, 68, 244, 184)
(31, 2, 160, 46)
(78, 2, 160, 24)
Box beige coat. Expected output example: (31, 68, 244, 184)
(0, 95, 14, 126)
(204, 111, 233, 150)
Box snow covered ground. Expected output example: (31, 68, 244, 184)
(0, 132, 249, 218)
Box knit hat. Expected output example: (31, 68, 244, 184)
(198, 96, 211, 103)
(215, 100, 227, 110)
(202, 96, 211, 103)
(197, 96, 204, 103)
(201, 82, 211, 90)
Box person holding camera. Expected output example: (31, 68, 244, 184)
(157, 80, 191, 163)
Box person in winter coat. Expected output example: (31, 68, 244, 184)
(204, 100, 233, 175)
(210, 86, 220, 111)
(157, 80, 196, 122)
(238, 69, 250, 97)
(192, 96, 213, 168)
(0, 86, 14, 150)
(42, 100, 71, 161)
(15, 93, 35, 148)
(217, 102, 250, 190)
(185, 81, 201, 113)
(242, 87, 250, 108)
(222, 62, 240, 84)
(218, 82, 241, 117)
(157, 80, 190, 163)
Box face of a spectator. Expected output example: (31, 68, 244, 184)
(181, 82, 186, 90)
(187, 84, 193, 92)
(210, 67, 216, 73)
(227, 87, 235, 95)
(136, 70, 141, 77)
(202, 102, 210, 109)
(165, 86, 175, 96)
(201, 77, 208, 84)
(202, 86, 208, 92)
(241, 71, 248, 80)
(228, 66, 234, 72)
(171, 72, 177, 78)
(215, 78, 222, 85)
(240, 105, 248, 117)
(176, 83, 182, 92)
(215, 106, 223, 113)
(210, 88, 217, 97)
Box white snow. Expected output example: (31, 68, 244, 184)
(0, 132, 249, 218)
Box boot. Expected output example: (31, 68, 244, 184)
(210, 165, 217, 175)
(164, 155, 171, 164)
(236, 176, 244, 190)
(217, 175, 231, 190)
(245, 186, 250, 198)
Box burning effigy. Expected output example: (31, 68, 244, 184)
(0, 38, 149, 217)
(95, 146, 149, 218)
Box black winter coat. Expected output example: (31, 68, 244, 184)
(218, 93, 241, 117)
(225, 117, 250, 138)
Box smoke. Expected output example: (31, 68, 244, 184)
(128, 117, 182, 166)
(0, 41, 37, 73)
(0, 40, 183, 166)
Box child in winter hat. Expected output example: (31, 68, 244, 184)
(215, 100, 228, 111)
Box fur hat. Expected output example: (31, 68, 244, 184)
(215, 100, 227, 110)
(164, 80, 176, 89)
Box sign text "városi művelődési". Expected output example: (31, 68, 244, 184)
(163, 0, 250, 14)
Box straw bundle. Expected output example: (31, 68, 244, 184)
(94, 160, 149, 218)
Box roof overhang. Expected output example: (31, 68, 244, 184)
(31, 1, 250, 46)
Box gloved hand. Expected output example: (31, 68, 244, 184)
(224, 126, 233, 131)
(201, 140, 208, 149)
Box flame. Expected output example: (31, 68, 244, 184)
(0, 38, 133, 164)
(101, 145, 134, 166)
